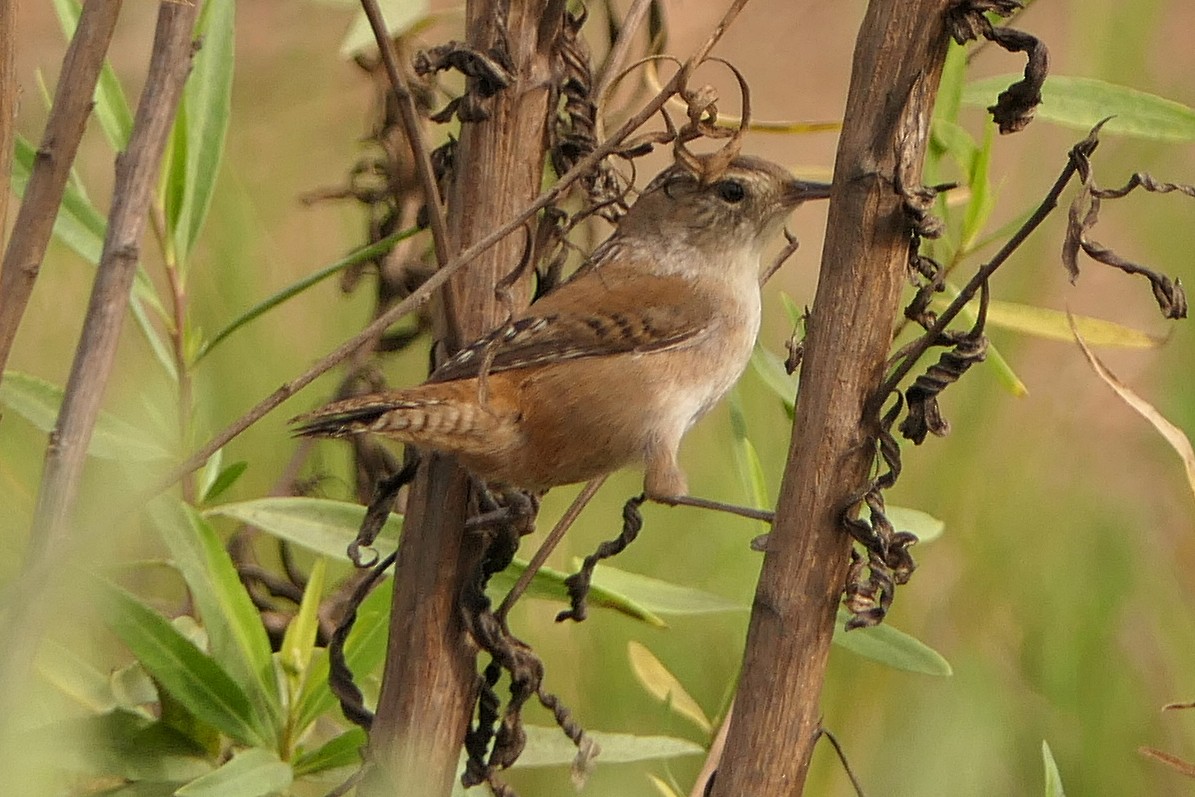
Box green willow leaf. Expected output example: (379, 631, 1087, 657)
(205, 497, 662, 623)
(99, 581, 267, 747)
(291, 580, 392, 733)
(514, 726, 703, 768)
(0, 371, 171, 461)
(153, 501, 281, 742)
(627, 641, 712, 733)
(173, 748, 292, 797)
(51, 0, 133, 149)
(192, 227, 421, 363)
(963, 75, 1195, 141)
(832, 609, 952, 676)
(292, 727, 367, 777)
(931, 296, 1165, 348)
(1043, 740, 1067, 797)
(168, 0, 235, 264)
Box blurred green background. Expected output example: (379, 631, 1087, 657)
(3, 1, 1194, 795)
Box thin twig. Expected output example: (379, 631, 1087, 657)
(815, 728, 869, 797)
(0, 0, 123, 385)
(155, 0, 752, 494)
(495, 476, 605, 623)
(2, 0, 199, 707)
(689, 698, 734, 797)
(0, 0, 17, 254)
(359, 0, 450, 268)
(593, 0, 654, 99)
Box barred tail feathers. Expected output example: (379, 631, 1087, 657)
(290, 380, 518, 458)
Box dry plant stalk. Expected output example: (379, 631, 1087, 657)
(710, 0, 957, 792)
(360, 1, 558, 793)
(0, 0, 17, 250)
(0, 0, 123, 384)
(0, 0, 198, 708)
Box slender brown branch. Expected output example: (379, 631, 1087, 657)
(0, 0, 199, 710)
(495, 476, 606, 623)
(155, 0, 752, 495)
(711, 2, 954, 793)
(0, 0, 123, 385)
(690, 698, 734, 797)
(359, 0, 450, 268)
(593, 0, 654, 99)
(0, 0, 16, 253)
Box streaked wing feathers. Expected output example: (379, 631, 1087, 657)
(430, 272, 712, 383)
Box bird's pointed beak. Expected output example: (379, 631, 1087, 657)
(783, 179, 833, 206)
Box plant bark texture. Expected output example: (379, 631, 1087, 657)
(0, 0, 123, 384)
(711, 1, 954, 794)
(363, 1, 555, 793)
(1, 0, 198, 707)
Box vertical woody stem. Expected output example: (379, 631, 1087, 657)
(0, 0, 123, 384)
(362, 1, 556, 793)
(0, 0, 200, 708)
(711, 1, 953, 793)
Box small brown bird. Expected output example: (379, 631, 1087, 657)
(292, 156, 830, 500)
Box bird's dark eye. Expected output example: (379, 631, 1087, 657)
(715, 179, 746, 204)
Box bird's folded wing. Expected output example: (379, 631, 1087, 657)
(429, 271, 715, 383)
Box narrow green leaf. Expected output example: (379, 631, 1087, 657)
(197, 449, 224, 501)
(153, 501, 281, 742)
(292, 580, 392, 733)
(0, 371, 172, 461)
(627, 641, 712, 733)
(960, 121, 995, 252)
(340, 0, 430, 58)
(99, 581, 266, 746)
(51, 0, 132, 149)
(935, 41, 967, 128)
(13, 134, 174, 376)
(174, 748, 293, 797)
(37, 640, 119, 714)
(932, 296, 1165, 349)
(514, 725, 703, 768)
(206, 497, 662, 624)
(205, 497, 403, 561)
(497, 561, 663, 625)
(883, 505, 945, 545)
(932, 286, 1030, 397)
(832, 610, 952, 676)
(930, 117, 980, 174)
(647, 774, 684, 797)
(12, 135, 166, 318)
(13, 134, 104, 262)
(193, 227, 422, 363)
(1043, 740, 1067, 797)
(749, 344, 797, 414)
(588, 565, 742, 616)
(963, 75, 1195, 141)
(170, 0, 235, 263)
(38, 709, 211, 783)
(728, 390, 770, 512)
(201, 461, 249, 505)
(280, 558, 327, 696)
(292, 727, 367, 777)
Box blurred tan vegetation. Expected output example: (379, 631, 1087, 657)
(3, 1, 1195, 795)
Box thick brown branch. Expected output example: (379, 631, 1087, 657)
(0, 0, 123, 385)
(711, 1, 955, 794)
